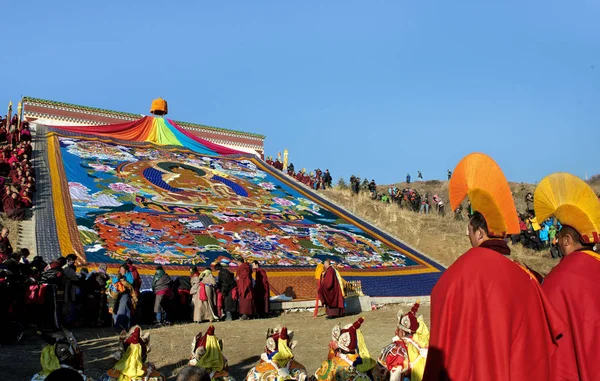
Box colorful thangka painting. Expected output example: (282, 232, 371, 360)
(43, 124, 444, 297)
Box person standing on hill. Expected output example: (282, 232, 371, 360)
(152, 265, 173, 326)
(525, 192, 534, 213)
(318, 260, 344, 319)
(447, 169, 452, 180)
(252, 261, 270, 318)
(406, 173, 411, 184)
(236, 258, 254, 320)
(539, 225, 549, 248)
(323, 169, 332, 188)
(534, 173, 600, 381)
(361, 178, 369, 192)
(423, 153, 564, 381)
(350, 176, 360, 194)
(215, 263, 236, 321)
(368, 180, 377, 199)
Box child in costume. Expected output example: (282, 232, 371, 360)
(31, 329, 92, 381)
(313, 317, 382, 381)
(245, 326, 307, 381)
(378, 303, 429, 381)
(189, 325, 236, 381)
(98, 326, 165, 381)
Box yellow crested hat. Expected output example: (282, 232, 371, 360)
(449, 153, 519, 236)
(534, 173, 600, 244)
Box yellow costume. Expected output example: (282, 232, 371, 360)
(245, 326, 307, 381)
(100, 326, 164, 381)
(189, 326, 236, 381)
(377, 303, 429, 381)
(314, 318, 382, 381)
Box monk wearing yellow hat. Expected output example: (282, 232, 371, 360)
(534, 173, 600, 381)
(422, 153, 564, 381)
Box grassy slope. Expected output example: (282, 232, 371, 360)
(322, 176, 600, 275)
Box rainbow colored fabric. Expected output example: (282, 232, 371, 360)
(49, 116, 241, 156)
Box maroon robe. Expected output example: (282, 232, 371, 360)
(318, 266, 344, 317)
(236, 262, 254, 315)
(1, 236, 12, 256)
(542, 250, 600, 381)
(253, 268, 270, 316)
(422, 244, 564, 381)
(4, 196, 24, 220)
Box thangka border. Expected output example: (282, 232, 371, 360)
(34, 126, 63, 263)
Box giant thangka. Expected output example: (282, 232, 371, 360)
(40, 116, 444, 298)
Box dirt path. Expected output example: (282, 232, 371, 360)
(0, 304, 429, 380)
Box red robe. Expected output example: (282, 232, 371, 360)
(318, 266, 344, 317)
(422, 246, 564, 381)
(127, 264, 142, 297)
(253, 268, 270, 315)
(236, 262, 254, 315)
(542, 250, 600, 381)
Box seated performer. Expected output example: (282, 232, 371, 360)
(314, 317, 382, 381)
(245, 326, 307, 381)
(99, 326, 165, 381)
(378, 303, 429, 381)
(189, 325, 236, 381)
(31, 329, 91, 381)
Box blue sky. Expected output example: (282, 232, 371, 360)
(2, 1, 599, 184)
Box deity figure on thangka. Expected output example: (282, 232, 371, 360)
(245, 326, 308, 381)
(377, 303, 429, 381)
(313, 317, 383, 381)
(98, 326, 165, 381)
(188, 325, 236, 381)
(31, 329, 92, 381)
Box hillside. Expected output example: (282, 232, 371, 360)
(321, 182, 573, 276)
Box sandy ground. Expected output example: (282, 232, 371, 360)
(0, 304, 429, 381)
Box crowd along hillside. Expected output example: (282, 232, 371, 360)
(322, 176, 600, 276)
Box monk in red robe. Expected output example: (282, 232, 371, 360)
(252, 260, 270, 318)
(532, 173, 600, 381)
(236, 258, 254, 320)
(422, 211, 564, 381)
(318, 260, 344, 318)
(424, 154, 565, 381)
(4, 193, 24, 220)
(541, 226, 600, 381)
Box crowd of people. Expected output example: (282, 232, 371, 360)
(265, 156, 333, 190)
(348, 176, 447, 217)
(0, 253, 274, 346)
(0, 114, 35, 220)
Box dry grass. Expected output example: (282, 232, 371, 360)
(321, 187, 558, 275)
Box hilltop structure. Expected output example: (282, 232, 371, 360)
(22, 97, 265, 157)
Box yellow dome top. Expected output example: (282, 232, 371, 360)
(150, 98, 168, 116)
